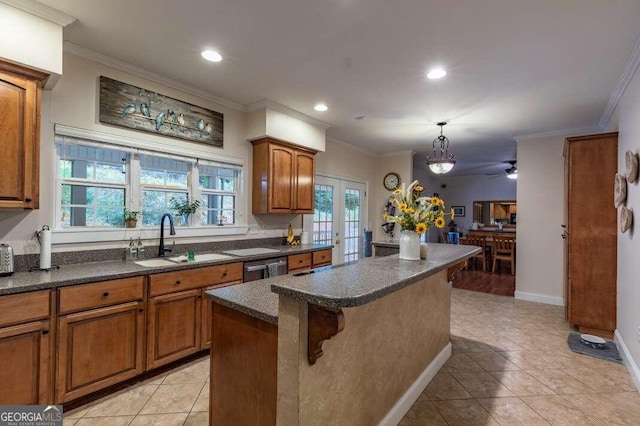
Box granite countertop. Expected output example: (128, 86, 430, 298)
(207, 243, 479, 322)
(0, 244, 331, 296)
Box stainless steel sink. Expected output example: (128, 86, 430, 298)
(134, 259, 175, 267)
(168, 253, 234, 263)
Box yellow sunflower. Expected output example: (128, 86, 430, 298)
(414, 185, 424, 192)
(450, 208, 455, 220)
(435, 216, 446, 228)
(438, 198, 445, 207)
(431, 196, 441, 205)
(415, 222, 427, 235)
(398, 203, 407, 212)
(405, 207, 415, 214)
(393, 189, 402, 194)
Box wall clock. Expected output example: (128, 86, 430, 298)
(383, 172, 400, 191)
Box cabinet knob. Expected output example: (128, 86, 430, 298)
(197, 295, 202, 299)
(138, 308, 144, 313)
(175, 280, 181, 285)
(299, 259, 303, 263)
(103, 292, 109, 297)
(42, 329, 49, 335)
(222, 272, 227, 277)
(25, 197, 32, 203)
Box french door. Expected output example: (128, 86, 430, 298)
(305, 176, 367, 264)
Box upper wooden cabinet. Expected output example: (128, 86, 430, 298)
(0, 61, 48, 209)
(251, 138, 316, 214)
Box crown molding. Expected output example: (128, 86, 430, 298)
(64, 42, 245, 111)
(599, 35, 640, 130)
(246, 99, 331, 129)
(0, 0, 76, 26)
(325, 136, 378, 157)
(379, 150, 415, 158)
(514, 126, 601, 142)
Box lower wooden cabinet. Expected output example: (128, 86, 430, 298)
(146, 289, 202, 370)
(56, 301, 145, 403)
(201, 280, 242, 350)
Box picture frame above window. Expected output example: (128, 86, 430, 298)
(99, 76, 224, 147)
(452, 206, 465, 217)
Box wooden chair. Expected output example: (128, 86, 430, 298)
(461, 235, 488, 272)
(492, 236, 516, 275)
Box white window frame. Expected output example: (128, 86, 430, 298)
(52, 124, 248, 244)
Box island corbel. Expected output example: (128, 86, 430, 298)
(308, 304, 345, 365)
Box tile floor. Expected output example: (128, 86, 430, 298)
(64, 289, 638, 425)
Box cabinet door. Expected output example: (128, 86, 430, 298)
(268, 144, 295, 212)
(201, 280, 243, 350)
(0, 67, 41, 209)
(0, 320, 51, 404)
(56, 301, 144, 403)
(294, 151, 315, 213)
(147, 289, 202, 370)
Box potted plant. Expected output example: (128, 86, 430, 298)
(170, 195, 201, 226)
(124, 209, 139, 228)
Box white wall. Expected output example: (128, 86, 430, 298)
(615, 65, 640, 390)
(515, 136, 566, 306)
(246, 107, 327, 152)
(0, 3, 63, 77)
(374, 152, 415, 242)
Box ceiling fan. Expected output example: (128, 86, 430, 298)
(488, 161, 517, 179)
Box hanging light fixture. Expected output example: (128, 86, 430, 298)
(427, 122, 456, 174)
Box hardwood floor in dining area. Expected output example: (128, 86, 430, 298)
(453, 258, 515, 297)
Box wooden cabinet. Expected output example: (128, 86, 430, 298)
(146, 263, 243, 368)
(56, 277, 145, 403)
(287, 249, 333, 273)
(251, 137, 316, 214)
(312, 249, 332, 268)
(565, 133, 618, 337)
(0, 61, 48, 209)
(0, 290, 52, 404)
(201, 280, 243, 350)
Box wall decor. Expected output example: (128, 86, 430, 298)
(614, 173, 627, 208)
(620, 206, 633, 233)
(452, 206, 465, 217)
(99, 76, 223, 147)
(625, 150, 638, 183)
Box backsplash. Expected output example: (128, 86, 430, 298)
(13, 237, 286, 272)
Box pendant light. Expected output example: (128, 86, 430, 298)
(427, 122, 456, 175)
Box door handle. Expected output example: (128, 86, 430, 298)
(245, 265, 267, 272)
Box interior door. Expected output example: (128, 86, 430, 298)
(306, 176, 367, 264)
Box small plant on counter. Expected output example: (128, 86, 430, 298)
(124, 209, 139, 228)
(170, 195, 201, 225)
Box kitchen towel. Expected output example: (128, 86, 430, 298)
(38, 226, 52, 270)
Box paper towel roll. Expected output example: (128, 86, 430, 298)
(39, 227, 52, 270)
(301, 231, 311, 245)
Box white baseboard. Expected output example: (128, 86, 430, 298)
(379, 342, 452, 426)
(514, 291, 564, 306)
(614, 329, 640, 392)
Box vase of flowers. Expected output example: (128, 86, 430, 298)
(170, 195, 201, 227)
(383, 180, 452, 260)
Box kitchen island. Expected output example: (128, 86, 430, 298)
(206, 243, 479, 425)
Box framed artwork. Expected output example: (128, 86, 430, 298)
(99, 76, 223, 147)
(452, 206, 465, 217)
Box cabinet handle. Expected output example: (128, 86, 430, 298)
(138, 308, 144, 313)
(103, 292, 110, 297)
(197, 295, 202, 299)
(25, 197, 32, 203)
(222, 272, 227, 277)
(175, 280, 181, 285)
(299, 259, 303, 263)
(42, 329, 49, 335)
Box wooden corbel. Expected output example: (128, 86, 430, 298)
(447, 260, 467, 282)
(308, 304, 345, 365)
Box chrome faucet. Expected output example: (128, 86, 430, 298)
(158, 213, 176, 257)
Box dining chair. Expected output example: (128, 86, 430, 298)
(492, 235, 516, 275)
(461, 235, 488, 272)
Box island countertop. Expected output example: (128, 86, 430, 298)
(207, 243, 479, 320)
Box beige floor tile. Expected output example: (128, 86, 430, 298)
(451, 371, 515, 398)
(489, 370, 555, 396)
(399, 398, 448, 426)
(84, 384, 158, 417)
(129, 413, 188, 426)
(191, 383, 209, 412)
(564, 393, 640, 425)
(139, 383, 203, 414)
(64, 404, 95, 419)
(63, 419, 79, 426)
(600, 392, 640, 417)
(564, 367, 637, 393)
(520, 395, 601, 425)
(138, 373, 167, 386)
(477, 397, 549, 425)
(526, 369, 597, 395)
(451, 336, 496, 353)
(75, 416, 134, 426)
(162, 358, 210, 385)
(498, 350, 555, 370)
(466, 351, 521, 372)
(424, 372, 473, 400)
(184, 411, 209, 426)
(443, 353, 484, 373)
(432, 399, 500, 425)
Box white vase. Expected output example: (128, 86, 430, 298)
(399, 230, 420, 260)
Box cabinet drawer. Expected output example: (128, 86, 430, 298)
(58, 277, 144, 315)
(288, 253, 312, 272)
(312, 249, 332, 266)
(149, 263, 243, 296)
(0, 290, 50, 328)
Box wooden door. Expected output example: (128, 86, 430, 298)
(566, 133, 618, 335)
(294, 150, 315, 213)
(0, 65, 43, 209)
(201, 280, 242, 350)
(56, 301, 144, 403)
(147, 289, 202, 369)
(268, 144, 295, 212)
(0, 320, 51, 404)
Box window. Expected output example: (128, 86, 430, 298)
(198, 163, 239, 225)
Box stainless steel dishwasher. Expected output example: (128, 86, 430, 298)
(243, 257, 287, 282)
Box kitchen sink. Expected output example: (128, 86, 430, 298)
(134, 259, 175, 267)
(168, 253, 234, 263)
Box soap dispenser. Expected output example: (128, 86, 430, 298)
(126, 238, 137, 260)
(136, 237, 145, 259)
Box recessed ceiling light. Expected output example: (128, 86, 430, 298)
(426, 68, 447, 80)
(314, 103, 328, 112)
(201, 50, 222, 62)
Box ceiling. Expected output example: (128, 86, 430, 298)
(38, 0, 640, 176)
